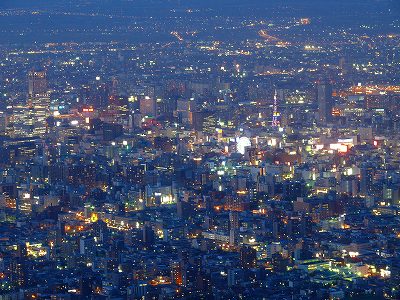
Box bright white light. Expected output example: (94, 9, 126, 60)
(236, 136, 251, 154)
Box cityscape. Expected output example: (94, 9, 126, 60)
(0, 0, 400, 299)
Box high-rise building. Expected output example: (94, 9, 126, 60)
(0, 111, 6, 135)
(360, 165, 374, 196)
(10, 258, 26, 288)
(171, 261, 186, 286)
(28, 70, 47, 96)
(176, 98, 194, 125)
(317, 80, 333, 125)
(10, 106, 32, 138)
(229, 211, 239, 230)
(27, 70, 50, 137)
(139, 96, 157, 117)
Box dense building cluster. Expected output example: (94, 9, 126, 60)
(0, 0, 400, 299)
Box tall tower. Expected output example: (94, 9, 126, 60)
(317, 80, 333, 125)
(28, 70, 50, 137)
(271, 89, 280, 127)
(28, 70, 47, 96)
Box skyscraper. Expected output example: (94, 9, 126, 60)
(360, 164, 374, 196)
(28, 70, 47, 96)
(317, 80, 333, 125)
(171, 261, 186, 286)
(27, 70, 50, 137)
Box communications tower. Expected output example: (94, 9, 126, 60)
(271, 89, 280, 127)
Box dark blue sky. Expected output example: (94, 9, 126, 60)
(0, 0, 398, 11)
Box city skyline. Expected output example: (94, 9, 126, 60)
(0, 0, 399, 299)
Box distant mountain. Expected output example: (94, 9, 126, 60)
(1, 0, 397, 12)
(0, 0, 397, 44)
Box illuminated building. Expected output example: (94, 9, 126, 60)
(18, 192, 32, 214)
(124, 164, 146, 185)
(300, 18, 311, 25)
(9, 259, 26, 288)
(9, 106, 32, 138)
(108, 95, 129, 123)
(176, 98, 194, 125)
(229, 211, 239, 230)
(171, 261, 186, 286)
(27, 70, 50, 137)
(236, 136, 251, 155)
(145, 185, 176, 206)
